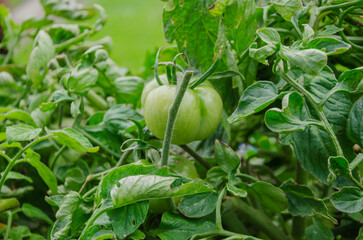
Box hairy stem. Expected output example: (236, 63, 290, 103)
(4, 211, 12, 240)
(280, 71, 343, 156)
(161, 71, 194, 166)
(180, 144, 212, 169)
(216, 187, 226, 230)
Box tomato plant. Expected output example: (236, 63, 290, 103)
(0, 0, 362, 240)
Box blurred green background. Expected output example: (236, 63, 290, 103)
(10, 0, 166, 72)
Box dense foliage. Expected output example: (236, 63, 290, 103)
(0, 0, 362, 239)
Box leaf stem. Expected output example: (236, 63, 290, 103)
(0, 136, 50, 191)
(279, 71, 343, 156)
(190, 229, 250, 240)
(4, 211, 12, 240)
(216, 187, 226, 230)
(318, 0, 363, 13)
(180, 144, 212, 169)
(161, 71, 194, 166)
(229, 197, 289, 240)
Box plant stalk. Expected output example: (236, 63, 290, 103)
(161, 71, 194, 166)
(4, 211, 12, 240)
(229, 197, 289, 240)
(280, 71, 343, 156)
(216, 187, 226, 230)
(180, 144, 212, 169)
(292, 163, 307, 240)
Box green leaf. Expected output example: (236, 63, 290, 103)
(110, 175, 213, 208)
(223, 0, 256, 55)
(331, 187, 363, 213)
(227, 183, 248, 198)
(0, 108, 37, 127)
(108, 201, 148, 239)
(6, 124, 41, 143)
(256, 27, 281, 45)
(327, 156, 355, 186)
(205, 166, 228, 189)
(102, 104, 143, 135)
(40, 90, 76, 112)
(29, 234, 47, 240)
(113, 76, 144, 105)
(22, 203, 53, 224)
(178, 192, 218, 218)
(3, 171, 33, 183)
(316, 25, 344, 36)
(279, 46, 327, 75)
(308, 37, 351, 55)
(302, 24, 314, 44)
(249, 43, 277, 65)
(156, 212, 216, 240)
(270, 0, 302, 21)
(42, 0, 97, 20)
(214, 140, 240, 173)
(23, 149, 58, 194)
(64, 67, 98, 95)
(305, 220, 334, 240)
(26, 30, 55, 88)
(51, 192, 81, 240)
(163, 0, 219, 70)
(335, 67, 363, 94)
(347, 96, 363, 146)
(247, 181, 288, 213)
(280, 180, 337, 223)
(9, 226, 31, 240)
(80, 225, 116, 240)
(228, 81, 280, 123)
(208, 0, 229, 16)
(265, 92, 321, 133)
(99, 164, 169, 201)
(49, 128, 99, 153)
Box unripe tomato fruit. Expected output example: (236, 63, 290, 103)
(141, 74, 223, 145)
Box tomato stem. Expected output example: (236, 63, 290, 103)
(154, 47, 164, 86)
(161, 71, 194, 166)
(180, 144, 212, 169)
(189, 46, 223, 89)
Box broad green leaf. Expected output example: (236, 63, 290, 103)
(156, 212, 216, 240)
(26, 30, 55, 88)
(305, 220, 334, 240)
(279, 46, 327, 75)
(223, 0, 256, 56)
(347, 96, 363, 146)
(9, 226, 31, 240)
(64, 67, 98, 95)
(256, 27, 281, 45)
(102, 104, 143, 135)
(302, 24, 314, 44)
(45, 195, 65, 208)
(0, 108, 37, 127)
(41, 0, 97, 20)
(249, 43, 276, 65)
(0, 198, 20, 213)
(331, 187, 363, 213)
(113, 76, 144, 105)
(317, 25, 344, 36)
(271, 0, 302, 21)
(265, 92, 321, 133)
(308, 37, 351, 55)
(214, 140, 240, 173)
(0, 185, 34, 198)
(47, 24, 80, 44)
(128, 229, 145, 240)
(108, 201, 148, 239)
(40, 90, 76, 112)
(205, 166, 228, 189)
(110, 175, 213, 208)
(163, 0, 219, 71)
(49, 128, 99, 153)
(31, 108, 53, 128)
(51, 192, 81, 240)
(178, 192, 218, 218)
(6, 124, 41, 143)
(24, 149, 58, 194)
(280, 180, 336, 223)
(208, 0, 229, 16)
(227, 183, 248, 198)
(228, 81, 280, 123)
(80, 225, 116, 240)
(22, 203, 53, 224)
(99, 164, 169, 200)
(327, 156, 355, 186)
(335, 68, 363, 94)
(20, 17, 53, 31)
(29, 234, 47, 240)
(3, 171, 33, 183)
(248, 181, 288, 213)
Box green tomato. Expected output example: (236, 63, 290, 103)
(141, 74, 223, 145)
